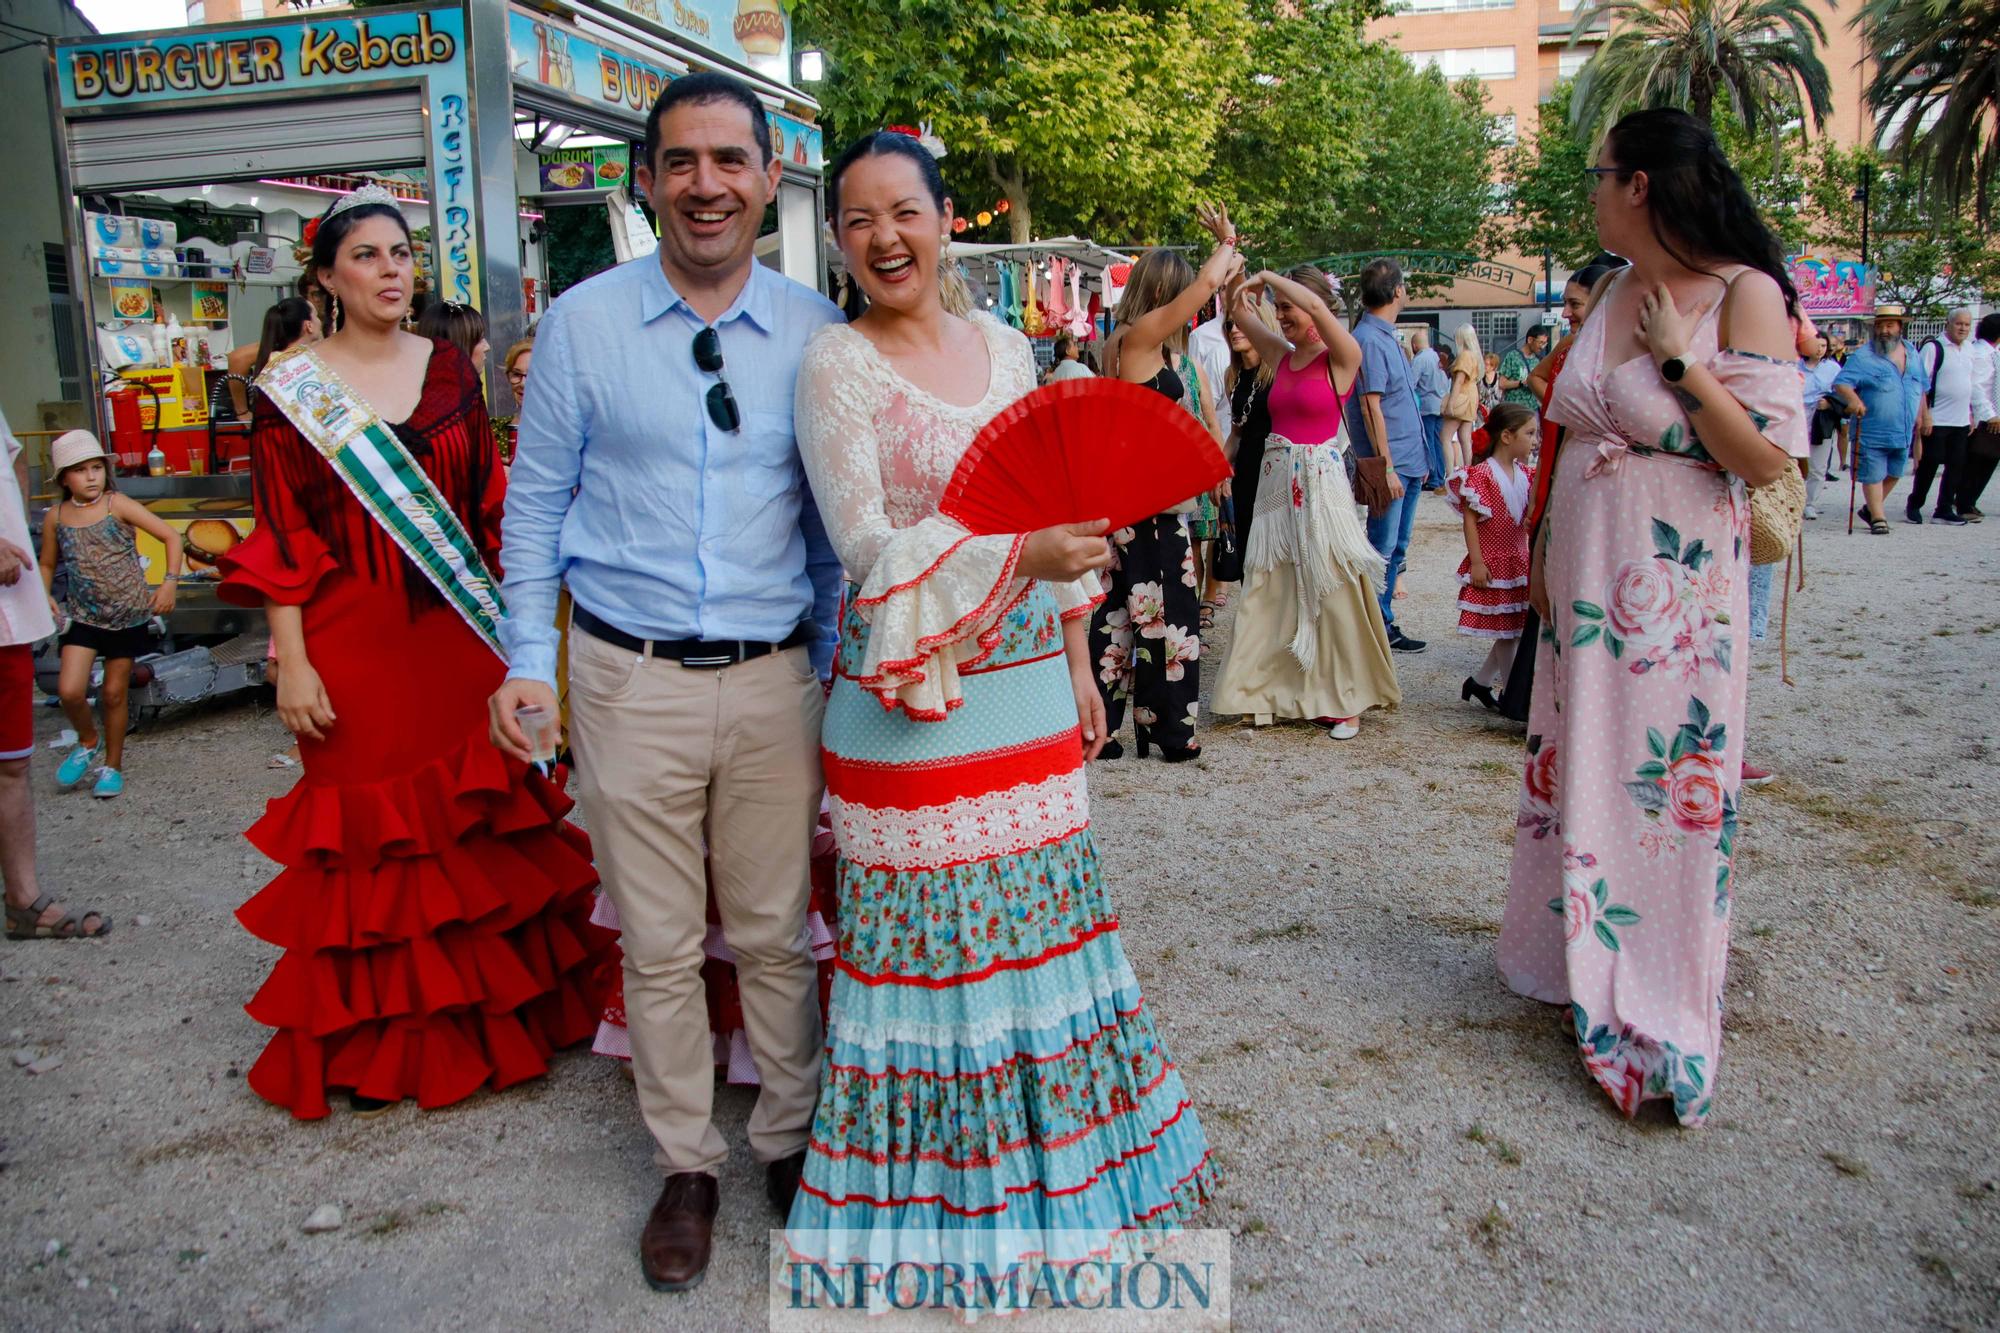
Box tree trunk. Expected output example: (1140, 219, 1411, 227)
(1688, 76, 1714, 126)
(987, 155, 1033, 245)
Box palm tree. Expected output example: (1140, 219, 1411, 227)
(1856, 0, 2000, 227)
(1566, 0, 1834, 143)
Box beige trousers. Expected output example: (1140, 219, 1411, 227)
(567, 623, 826, 1176)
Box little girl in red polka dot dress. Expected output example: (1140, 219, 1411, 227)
(1447, 401, 1537, 710)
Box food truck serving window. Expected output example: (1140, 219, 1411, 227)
(66, 89, 429, 193)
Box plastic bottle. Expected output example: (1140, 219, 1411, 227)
(166, 313, 186, 367)
(146, 443, 168, 477)
(150, 316, 169, 368)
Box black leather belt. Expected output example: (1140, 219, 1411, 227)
(572, 604, 814, 668)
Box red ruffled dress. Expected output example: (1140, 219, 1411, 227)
(1444, 457, 1533, 639)
(219, 339, 607, 1119)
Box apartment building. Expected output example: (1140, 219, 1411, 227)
(1367, 0, 1877, 344)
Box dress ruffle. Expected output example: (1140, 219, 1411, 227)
(849, 517, 1028, 721)
(238, 732, 606, 1119)
(216, 524, 339, 609)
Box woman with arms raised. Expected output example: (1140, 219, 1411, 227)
(786, 131, 1217, 1299)
(1088, 222, 1239, 760)
(1211, 266, 1398, 738)
(1497, 110, 1806, 1126)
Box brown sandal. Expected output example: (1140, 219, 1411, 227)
(5, 893, 111, 940)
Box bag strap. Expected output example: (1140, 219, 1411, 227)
(1923, 338, 1944, 402)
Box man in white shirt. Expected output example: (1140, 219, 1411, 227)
(1187, 308, 1232, 427)
(1908, 308, 1983, 525)
(1961, 312, 2000, 522)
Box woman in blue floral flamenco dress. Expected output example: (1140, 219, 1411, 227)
(786, 130, 1218, 1303)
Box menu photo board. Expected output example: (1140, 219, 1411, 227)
(1789, 255, 1876, 318)
(537, 145, 631, 194)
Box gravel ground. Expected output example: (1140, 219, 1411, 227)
(2, 497, 1995, 1331)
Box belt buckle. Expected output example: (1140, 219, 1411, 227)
(680, 641, 737, 670)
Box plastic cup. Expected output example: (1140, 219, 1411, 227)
(514, 704, 558, 768)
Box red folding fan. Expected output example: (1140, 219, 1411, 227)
(938, 378, 1230, 537)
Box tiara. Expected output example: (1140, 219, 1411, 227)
(325, 183, 403, 221)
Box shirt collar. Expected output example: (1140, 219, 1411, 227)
(640, 255, 775, 333)
(1359, 311, 1393, 336)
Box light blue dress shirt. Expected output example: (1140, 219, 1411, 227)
(1798, 357, 1840, 416)
(1344, 312, 1427, 478)
(1411, 346, 1447, 415)
(499, 257, 846, 688)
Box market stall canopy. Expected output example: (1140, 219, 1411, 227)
(944, 237, 1134, 272)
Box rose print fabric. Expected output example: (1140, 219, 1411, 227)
(1088, 514, 1202, 750)
(1498, 268, 1807, 1126)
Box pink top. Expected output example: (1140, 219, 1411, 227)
(1549, 267, 1810, 475)
(1266, 347, 1351, 446)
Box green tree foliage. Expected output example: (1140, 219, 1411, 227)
(1506, 85, 1813, 268)
(1211, 0, 1499, 295)
(794, 0, 1250, 245)
(1502, 80, 1598, 270)
(1567, 0, 1833, 143)
(1803, 144, 2000, 317)
(1854, 0, 2000, 228)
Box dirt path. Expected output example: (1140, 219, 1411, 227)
(3, 501, 1995, 1330)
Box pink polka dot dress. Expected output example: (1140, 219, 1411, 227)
(1496, 268, 1807, 1126)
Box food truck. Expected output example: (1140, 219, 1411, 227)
(44, 0, 827, 707)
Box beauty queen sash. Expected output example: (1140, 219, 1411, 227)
(258, 347, 508, 660)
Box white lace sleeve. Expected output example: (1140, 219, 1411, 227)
(795, 326, 1027, 721)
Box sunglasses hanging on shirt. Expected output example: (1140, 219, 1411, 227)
(692, 326, 742, 433)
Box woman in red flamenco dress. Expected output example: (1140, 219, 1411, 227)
(219, 196, 606, 1118)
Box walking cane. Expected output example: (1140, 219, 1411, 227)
(1847, 419, 1858, 535)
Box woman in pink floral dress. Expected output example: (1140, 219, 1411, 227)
(1498, 110, 1808, 1126)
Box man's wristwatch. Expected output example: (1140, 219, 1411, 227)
(1660, 354, 1692, 383)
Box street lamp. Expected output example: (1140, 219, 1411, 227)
(1851, 163, 1872, 265)
(797, 49, 825, 83)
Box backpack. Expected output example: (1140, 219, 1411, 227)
(1922, 338, 1945, 403)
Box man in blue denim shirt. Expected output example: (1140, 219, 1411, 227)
(1343, 257, 1428, 652)
(1833, 304, 1928, 533)
(488, 73, 840, 1293)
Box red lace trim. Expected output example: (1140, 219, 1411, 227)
(850, 533, 1028, 721)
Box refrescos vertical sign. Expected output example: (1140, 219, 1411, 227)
(56, 7, 481, 309)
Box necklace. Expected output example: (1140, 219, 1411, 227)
(69, 492, 108, 509)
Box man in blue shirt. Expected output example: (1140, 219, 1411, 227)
(489, 73, 841, 1293)
(1343, 257, 1428, 652)
(1833, 304, 1928, 534)
(1410, 328, 1448, 491)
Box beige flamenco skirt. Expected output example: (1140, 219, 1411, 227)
(1213, 437, 1401, 721)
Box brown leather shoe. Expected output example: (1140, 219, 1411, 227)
(766, 1149, 808, 1217)
(640, 1172, 719, 1292)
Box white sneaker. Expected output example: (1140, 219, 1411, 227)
(1803, 505, 1819, 520)
(1328, 718, 1360, 740)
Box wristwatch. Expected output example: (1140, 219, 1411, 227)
(1660, 354, 1691, 383)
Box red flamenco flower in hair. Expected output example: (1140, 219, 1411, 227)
(882, 124, 921, 139)
(302, 217, 320, 247)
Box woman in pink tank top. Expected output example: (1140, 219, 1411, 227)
(1211, 266, 1399, 734)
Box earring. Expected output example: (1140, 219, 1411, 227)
(331, 292, 342, 328)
